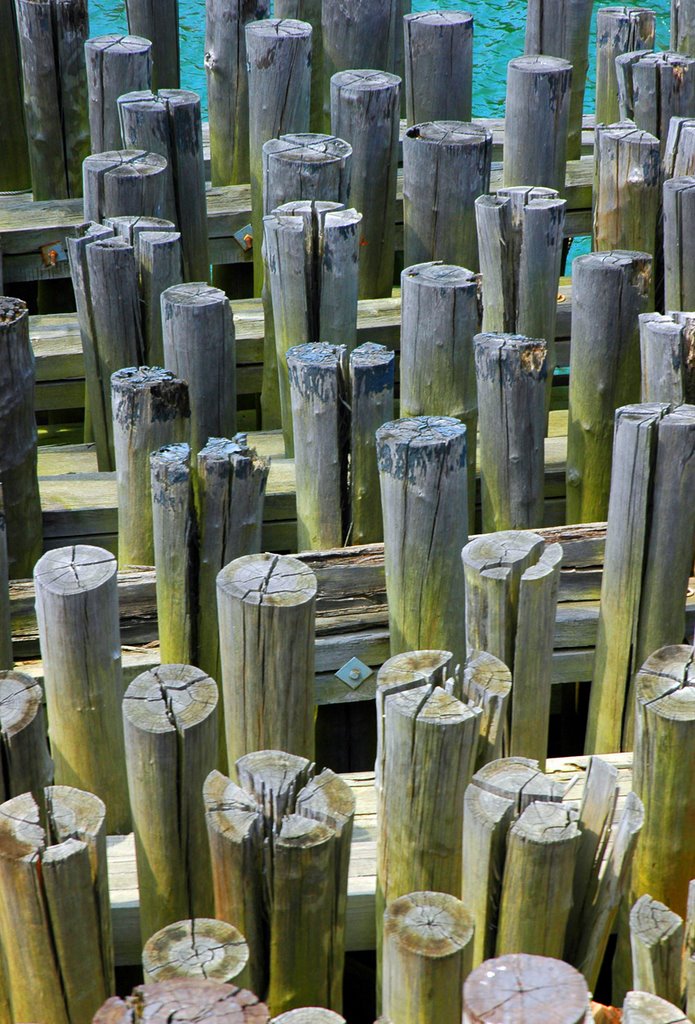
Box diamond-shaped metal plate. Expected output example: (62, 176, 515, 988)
(335, 657, 373, 690)
(233, 224, 253, 251)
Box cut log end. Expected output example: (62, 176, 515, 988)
(384, 891, 475, 959)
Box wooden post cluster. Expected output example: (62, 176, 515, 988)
(596, 7, 655, 126)
(118, 89, 209, 281)
(463, 954, 590, 1024)
(204, 751, 355, 1013)
(462, 532, 562, 767)
(0, 786, 113, 1024)
(217, 553, 317, 768)
(123, 664, 218, 944)
(377, 417, 469, 666)
(264, 201, 360, 455)
(82, 150, 170, 223)
(85, 35, 153, 153)
(525, 0, 593, 159)
(504, 56, 572, 194)
(142, 918, 250, 987)
(15, 0, 90, 199)
(594, 123, 661, 255)
(403, 12, 473, 125)
(566, 251, 652, 525)
(125, 0, 180, 89)
(0, 296, 42, 579)
(322, 0, 395, 128)
(629, 894, 684, 1004)
(640, 311, 695, 403)
(331, 70, 401, 299)
(34, 544, 130, 833)
(95, 979, 269, 1022)
(0, 670, 53, 802)
(475, 186, 566, 417)
(587, 405, 695, 754)
(403, 121, 492, 273)
(617, 50, 695, 153)
(663, 176, 695, 309)
(111, 366, 190, 567)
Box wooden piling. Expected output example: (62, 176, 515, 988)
(460, 651, 512, 770)
(464, 954, 590, 1024)
(630, 895, 684, 1004)
(322, 0, 395, 129)
(349, 343, 395, 545)
(118, 90, 209, 281)
(139, 230, 184, 366)
(383, 891, 474, 1024)
(95, 978, 269, 1022)
(0, 516, 10, 669)
(151, 443, 196, 665)
(617, 51, 695, 154)
(0, 670, 53, 802)
(124, 0, 179, 89)
(566, 252, 652, 525)
(594, 123, 661, 254)
(205, 0, 269, 188)
(596, 7, 655, 126)
(662, 115, 695, 175)
(402, 122, 491, 273)
(263, 134, 352, 217)
(85, 35, 153, 153)
(474, 333, 547, 532)
(275, 0, 323, 130)
(640, 311, 695, 403)
(663, 176, 695, 311)
(287, 343, 347, 549)
(673, 0, 695, 55)
(403, 13, 473, 125)
(623, 991, 688, 1024)
(376, 417, 468, 666)
(217, 553, 317, 767)
(525, 0, 592, 159)
(15, 0, 90, 199)
(142, 918, 249, 988)
(631, 645, 695, 920)
(0, 296, 42, 578)
(0, 786, 112, 1024)
(123, 664, 218, 943)
(504, 56, 572, 193)
(0, 0, 30, 190)
(331, 70, 400, 299)
(82, 149, 170, 223)
(34, 544, 130, 833)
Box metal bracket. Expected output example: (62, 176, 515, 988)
(40, 241, 67, 267)
(233, 225, 253, 252)
(335, 657, 373, 691)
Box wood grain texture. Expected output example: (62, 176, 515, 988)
(94, 979, 269, 1022)
(321, 0, 395, 129)
(663, 176, 695, 312)
(593, 122, 660, 255)
(124, 0, 179, 88)
(349, 343, 395, 545)
(463, 953, 589, 1024)
(622, 991, 688, 1024)
(503, 56, 572, 193)
(0, 669, 53, 803)
(640, 311, 695, 404)
(0, 517, 10, 669)
(617, 50, 695, 155)
(630, 894, 684, 1004)
(0, 0, 30, 190)
(142, 918, 249, 987)
(86, 35, 152, 153)
(82, 150, 170, 223)
(595, 8, 655, 126)
(403, 12, 473, 125)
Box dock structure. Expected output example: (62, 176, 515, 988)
(1, 0, 695, 1021)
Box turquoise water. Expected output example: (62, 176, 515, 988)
(89, 0, 671, 120)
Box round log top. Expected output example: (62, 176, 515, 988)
(376, 415, 467, 449)
(83, 149, 168, 173)
(0, 670, 45, 738)
(295, 767, 356, 825)
(508, 54, 573, 73)
(271, 199, 345, 218)
(389, 683, 479, 725)
(33, 544, 116, 595)
(376, 416, 468, 478)
(162, 282, 228, 308)
(471, 756, 564, 810)
(597, 121, 660, 144)
(377, 649, 454, 691)
(509, 800, 580, 844)
(142, 918, 249, 984)
(245, 18, 312, 39)
(93, 979, 270, 1023)
(110, 364, 188, 394)
(217, 553, 318, 608)
(117, 88, 201, 110)
(405, 10, 474, 26)
(384, 891, 475, 958)
(464, 954, 589, 1024)
(462, 530, 545, 572)
(0, 296, 28, 325)
(86, 34, 152, 54)
(263, 135, 352, 164)
(151, 441, 191, 470)
(635, 644, 695, 720)
(402, 263, 479, 289)
(331, 69, 402, 91)
(575, 250, 653, 271)
(276, 811, 333, 849)
(106, 214, 175, 236)
(271, 1008, 346, 1023)
(404, 121, 491, 146)
(350, 342, 394, 369)
(623, 49, 695, 67)
(464, 650, 512, 694)
(623, 990, 689, 1024)
(236, 749, 313, 813)
(497, 185, 560, 202)
(123, 665, 218, 733)
(0, 786, 105, 861)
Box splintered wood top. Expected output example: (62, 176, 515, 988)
(464, 953, 588, 1024)
(93, 979, 269, 1022)
(218, 552, 317, 607)
(33, 544, 116, 594)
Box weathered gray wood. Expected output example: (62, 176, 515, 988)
(85, 35, 153, 153)
(0, 0, 30, 190)
(464, 953, 589, 1024)
(685, 881, 695, 1015)
(596, 7, 655, 126)
(34, 545, 130, 832)
(0, 670, 52, 802)
(124, 0, 179, 89)
(139, 230, 183, 366)
(111, 367, 190, 567)
(630, 894, 684, 1004)
(217, 553, 317, 768)
(118, 90, 210, 281)
(151, 443, 196, 666)
(106, 214, 176, 248)
(331, 71, 401, 299)
(525, 0, 592, 159)
(504, 56, 572, 193)
(161, 283, 236, 457)
(663, 115, 695, 176)
(623, 991, 688, 1024)
(349, 343, 395, 546)
(474, 333, 547, 532)
(0, 296, 42, 578)
(205, 0, 269, 187)
(640, 310, 695, 403)
(195, 437, 269, 706)
(403, 12, 473, 126)
(567, 251, 652, 525)
(322, 0, 395, 129)
(0, 786, 112, 1024)
(594, 123, 661, 254)
(663, 176, 695, 311)
(275, 0, 323, 130)
(376, 417, 468, 666)
(246, 19, 312, 295)
(460, 651, 512, 770)
(402, 121, 491, 273)
(15, 0, 90, 199)
(0, 516, 10, 669)
(142, 918, 249, 987)
(383, 891, 474, 1024)
(123, 664, 217, 944)
(673, 0, 695, 55)
(617, 50, 695, 153)
(93, 978, 270, 1021)
(82, 149, 170, 223)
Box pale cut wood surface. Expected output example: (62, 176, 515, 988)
(142, 918, 249, 986)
